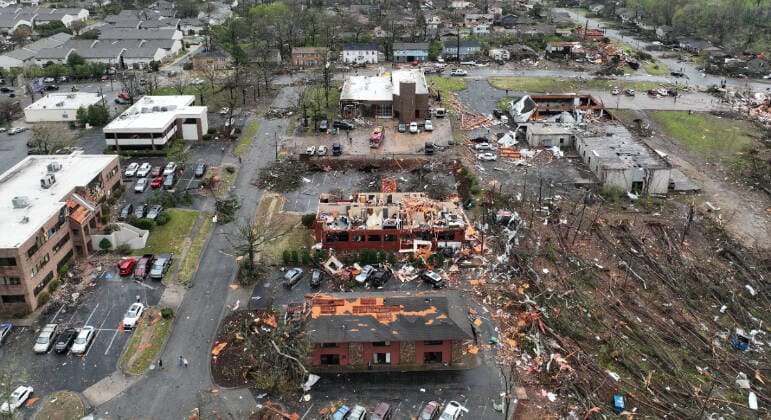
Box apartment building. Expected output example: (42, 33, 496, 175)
(0, 153, 121, 315)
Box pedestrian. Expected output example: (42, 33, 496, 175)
(238, 156, 242, 164)
(158, 359, 163, 369)
(178, 355, 184, 366)
(183, 357, 189, 368)
(221, 146, 225, 154)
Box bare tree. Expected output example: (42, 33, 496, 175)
(69, 20, 86, 36)
(225, 216, 295, 283)
(28, 124, 75, 154)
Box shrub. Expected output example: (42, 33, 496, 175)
(224, 164, 236, 174)
(99, 238, 112, 251)
(301, 213, 317, 229)
(57, 264, 69, 277)
(313, 249, 329, 263)
(49, 279, 60, 292)
(103, 224, 119, 234)
(37, 291, 50, 306)
(115, 243, 132, 255)
(282, 250, 291, 265)
(161, 308, 174, 319)
(300, 249, 312, 265)
(155, 211, 170, 226)
(289, 250, 299, 264)
(600, 185, 625, 203)
(129, 218, 154, 230)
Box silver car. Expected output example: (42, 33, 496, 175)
(33, 323, 58, 353)
(134, 177, 149, 192)
(150, 253, 172, 280)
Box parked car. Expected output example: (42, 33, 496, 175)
(332, 120, 354, 130)
(611, 87, 620, 95)
(348, 405, 367, 420)
(0, 87, 14, 93)
(118, 257, 137, 276)
(150, 176, 164, 189)
(0, 322, 12, 346)
(419, 401, 441, 420)
(670, 71, 685, 77)
(0, 385, 33, 414)
(424, 119, 434, 131)
(122, 303, 146, 329)
(283, 267, 303, 288)
(319, 119, 328, 132)
(331, 405, 350, 420)
(150, 253, 173, 280)
(310, 269, 323, 288)
(371, 402, 393, 420)
(124, 162, 139, 177)
(100, 75, 110, 81)
(438, 401, 468, 420)
(119, 203, 134, 220)
(624, 89, 636, 96)
(33, 323, 58, 353)
(133, 203, 147, 218)
(425, 142, 435, 155)
(409, 121, 419, 133)
(137, 162, 152, 177)
(306, 146, 316, 155)
(474, 143, 493, 151)
(434, 108, 447, 118)
(163, 174, 175, 190)
(194, 160, 207, 178)
(163, 162, 177, 176)
(421, 270, 445, 288)
(8, 127, 23, 135)
(150, 166, 162, 177)
(146, 205, 163, 220)
(70, 326, 95, 355)
(332, 143, 342, 156)
(369, 269, 391, 288)
(219, 107, 230, 115)
(134, 254, 154, 279)
(477, 152, 496, 161)
(355, 265, 375, 284)
(43, 77, 55, 83)
(53, 328, 77, 354)
(398, 122, 407, 133)
(58, 76, 68, 83)
(44, 84, 59, 91)
(450, 68, 467, 76)
(317, 145, 328, 156)
(134, 177, 149, 193)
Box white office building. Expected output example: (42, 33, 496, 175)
(24, 92, 104, 122)
(103, 95, 208, 147)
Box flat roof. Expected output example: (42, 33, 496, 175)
(24, 92, 103, 111)
(528, 124, 574, 135)
(392, 69, 428, 96)
(0, 153, 117, 249)
(579, 125, 669, 170)
(103, 95, 205, 132)
(340, 75, 393, 102)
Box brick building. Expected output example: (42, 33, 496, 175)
(0, 153, 122, 315)
(339, 69, 429, 122)
(314, 192, 468, 252)
(291, 47, 328, 67)
(305, 292, 477, 372)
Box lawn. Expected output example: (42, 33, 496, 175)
(120, 308, 173, 375)
(427, 76, 467, 107)
(253, 193, 313, 265)
(176, 214, 213, 286)
(35, 391, 85, 420)
(650, 111, 759, 161)
(140, 208, 199, 255)
(488, 76, 663, 93)
(234, 120, 260, 157)
(642, 60, 669, 76)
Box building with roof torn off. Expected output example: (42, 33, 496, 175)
(339, 69, 429, 123)
(314, 192, 469, 252)
(576, 124, 672, 194)
(304, 291, 478, 372)
(0, 153, 121, 315)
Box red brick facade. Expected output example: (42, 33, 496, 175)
(311, 340, 453, 370)
(314, 224, 464, 252)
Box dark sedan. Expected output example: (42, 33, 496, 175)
(53, 328, 78, 354)
(119, 203, 134, 220)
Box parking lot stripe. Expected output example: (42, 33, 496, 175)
(104, 329, 120, 355)
(300, 403, 314, 420)
(50, 304, 66, 322)
(83, 303, 100, 326)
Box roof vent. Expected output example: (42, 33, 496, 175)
(160, 106, 167, 111)
(40, 173, 56, 189)
(141, 107, 150, 113)
(20, 216, 29, 224)
(152, 106, 160, 112)
(47, 161, 62, 172)
(55, 102, 64, 107)
(12, 196, 30, 209)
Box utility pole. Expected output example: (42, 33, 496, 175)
(274, 131, 278, 161)
(456, 26, 461, 64)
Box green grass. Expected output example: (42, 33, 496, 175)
(140, 208, 199, 255)
(120, 308, 173, 375)
(642, 61, 669, 76)
(234, 120, 260, 157)
(650, 111, 758, 161)
(176, 214, 213, 286)
(153, 85, 202, 96)
(428, 76, 467, 108)
(35, 391, 85, 420)
(489, 76, 664, 93)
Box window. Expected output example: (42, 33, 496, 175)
(0, 258, 16, 267)
(423, 351, 443, 363)
(0, 277, 21, 286)
(320, 343, 338, 348)
(56, 249, 73, 272)
(372, 341, 390, 347)
(30, 253, 50, 278)
(34, 271, 53, 296)
(384, 234, 396, 242)
(52, 233, 70, 254)
(320, 354, 340, 365)
(373, 352, 391, 364)
(424, 340, 443, 346)
(367, 234, 381, 242)
(1, 295, 25, 304)
(352, 235, 364, 242)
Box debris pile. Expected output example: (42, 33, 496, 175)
(254, 159, 309, 193)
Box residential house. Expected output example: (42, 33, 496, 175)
(509, 44, 538, 60)
(314, 191, 465, 251)
(450, 0, 471, 9)
(0, 8, 33, 34)
(545, 41, 584, 57)
(517, 24, 556, 36)
(392, 42, 429, 63)
(498, 14, 516, 29)
(306, 291, 477, 372)
(550, 10, 573, 27)
(655, 26, 673, 42)
(123, 46, 165, 68)
(746, 57, 769, 76)
(179, 17, 204, 35)
(463, 13, 493, 27)
(0, 32, 71, 69)
(442, 40, 481, 60)
(678, 38, 710, 54)
(33, 7, 89, 28)
(341, 43, 379, 64)
(489, 48, 510, 61)
(191, 47, 230, 71)
(471, 23, 490, 35)
(291, 47, 327, 67)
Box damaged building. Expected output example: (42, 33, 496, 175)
(339, 69, 429, 122)
(314, 192, 468, 252)
(526, 124, 576, 147)
(576, 125, 672, 194)
(305, 292, 477, 372)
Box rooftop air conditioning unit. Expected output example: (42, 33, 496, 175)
(12, 196, 30, 209)
(47, 161, 62, 172)
(152, 106, 160, 112)
(55, 102, 64, 107)
(167, 105, 176, 111)
(141, 107, 150, 113)
(160, 106, 167, 111)
(40, 173, 56, 189)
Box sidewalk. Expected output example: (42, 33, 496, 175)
(82, 371, 140, 407)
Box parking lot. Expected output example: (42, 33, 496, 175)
(0, 266, 163, 403)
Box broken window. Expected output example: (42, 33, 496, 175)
(437, 232, 454, 240)
(320, 354, 340, 365)
(353, 235, 364, 242)
(384, 234, 396, 242)
(423, 351, 443, 364)
(367, 234, 381, 242)
(338, 232, 349, 242)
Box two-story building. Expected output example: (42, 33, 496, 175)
(291, 47, 327, 67)
(392, 42, 429, 63)
(103, 95, 208, 147)
(442, 40, 481, 60)
(341, 43, 379, 64)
